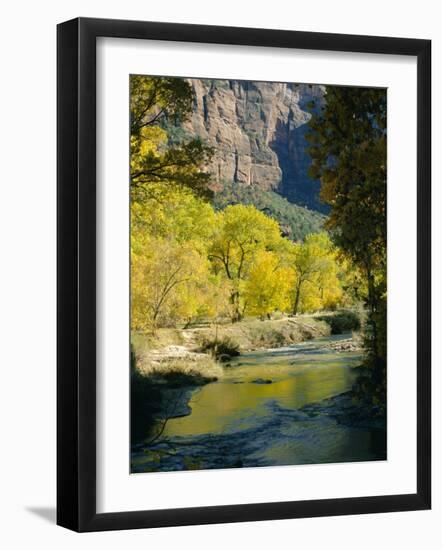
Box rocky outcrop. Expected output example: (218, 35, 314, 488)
(183, 79, 325, 210)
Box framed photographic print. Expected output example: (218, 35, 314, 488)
(57, 17, 431, 531)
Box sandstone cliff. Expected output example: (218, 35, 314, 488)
(182, 79, 325, 211)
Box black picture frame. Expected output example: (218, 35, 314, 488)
(57, 17, 431, 532)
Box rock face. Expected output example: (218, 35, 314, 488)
(183, 79, 325, 211)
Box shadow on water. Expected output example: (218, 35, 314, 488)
(131, 334, 386, 473)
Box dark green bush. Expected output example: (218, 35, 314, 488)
(321, 310, 361, 334)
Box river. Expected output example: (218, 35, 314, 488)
(131, 334, 386, 473)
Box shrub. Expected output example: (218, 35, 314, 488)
(320, 310, 361, 334)
(200, 336, 240, 360)
(142, 357, 222, 385)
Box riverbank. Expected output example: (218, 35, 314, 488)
(132, 311, 362, 382)
(131, 312, 363, 446)
(131, 332, 386, 472)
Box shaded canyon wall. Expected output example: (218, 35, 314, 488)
(182, 79, 325, 211)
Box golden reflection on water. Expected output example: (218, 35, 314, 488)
(164, 349, 361, 437)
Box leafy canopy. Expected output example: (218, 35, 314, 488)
(307, 85, 387, 389)
(130, 75, 214, 201)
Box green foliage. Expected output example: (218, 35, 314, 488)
(307, 85, 387, 401)
(213, 182, 325, 241)
(307, 87, 386, 273)
(130, 75, 214, 200)
(319, 310, 361, 335)
(130, 75, 194, 134)
(160, 119, 191, 146)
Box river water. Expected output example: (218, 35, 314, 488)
(131, 334, 386, 473)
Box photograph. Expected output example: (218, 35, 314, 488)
(129, 75, 387, 473)
(0, 0, 435, 542)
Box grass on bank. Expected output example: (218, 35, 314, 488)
(135, 356, 223, 386)
(193, 315, 331, 352)
(130, 310, 364, 444)
(131, 310, 363, 387)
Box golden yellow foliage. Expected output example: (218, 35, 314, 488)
(131, 236, 210, 332)
(244, 251, 292, 317)
(289, 233, 343, 315)
(128, 75, 359, 332)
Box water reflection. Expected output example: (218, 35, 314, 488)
(133, 335, 386, 472)
(164, 339, 361, 437)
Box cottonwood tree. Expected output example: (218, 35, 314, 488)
(131, 182, 216, 251)
(244, 251, 292, 318)
(208, 204, 283, 322)
(290, 233, 341, 315)
(131, 237, 209, 333)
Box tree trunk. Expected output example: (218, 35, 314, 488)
(363, 253, 384, 368)
(293, 282, 302, 316)
(366, 267, 379, 360)
(213, 320, 219, 357)
(230, 290, 242, 323)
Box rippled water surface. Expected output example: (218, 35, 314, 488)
(132, 335, 386, 472)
